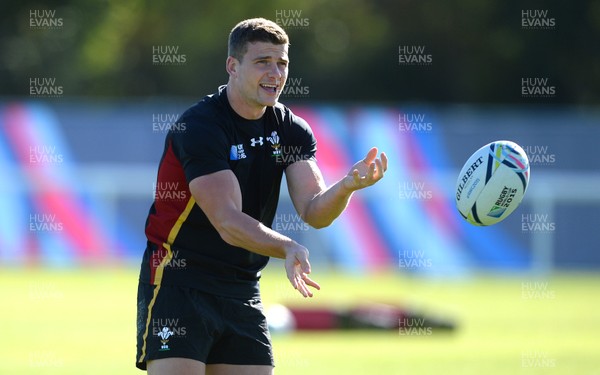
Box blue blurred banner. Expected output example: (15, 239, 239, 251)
(1, 101, 599, 273)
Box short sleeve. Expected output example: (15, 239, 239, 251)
(170, 110, 230, 184)
(285, 110, 317, 168)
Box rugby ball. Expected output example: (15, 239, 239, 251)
(455, 140, 530, 226)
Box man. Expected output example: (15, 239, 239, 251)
(136, 18, 387, 374)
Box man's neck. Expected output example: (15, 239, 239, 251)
(225, 83, 266, 120)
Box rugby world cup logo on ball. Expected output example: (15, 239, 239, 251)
(455, 140, 530, 226)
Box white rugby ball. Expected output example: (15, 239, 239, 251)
(455, 140, 530, 226)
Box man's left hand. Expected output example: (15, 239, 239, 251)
(342, 147, 387, 191)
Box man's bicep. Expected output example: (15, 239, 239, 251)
(189, 170, 242, 226)
(285, 160, 326, 219)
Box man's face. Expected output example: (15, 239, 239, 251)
(230, 41, 289, 111)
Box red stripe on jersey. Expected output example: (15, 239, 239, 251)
(145, 139, 192, 284)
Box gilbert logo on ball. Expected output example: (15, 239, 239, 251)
(455, 140, 530, 226)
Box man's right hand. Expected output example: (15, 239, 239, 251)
(284, 243, 321, 298)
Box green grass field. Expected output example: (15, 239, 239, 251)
(3, 267, 599, 374)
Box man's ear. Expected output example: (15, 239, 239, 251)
(226, 56, 239, 77)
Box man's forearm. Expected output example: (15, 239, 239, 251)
(215, 209, 295, 259)
(302, 178, 354, 229)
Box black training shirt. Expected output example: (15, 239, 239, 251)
(139, 86, 317, 298)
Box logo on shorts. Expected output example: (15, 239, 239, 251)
(157, 327, 174, 351)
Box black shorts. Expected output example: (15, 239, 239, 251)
(136, 282, 273, 370)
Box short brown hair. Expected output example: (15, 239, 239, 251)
(228, 18, 289, 61)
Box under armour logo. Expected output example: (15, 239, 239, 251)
(250, 137, 264, 147)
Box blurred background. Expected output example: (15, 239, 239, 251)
(1, 0, 599, 374)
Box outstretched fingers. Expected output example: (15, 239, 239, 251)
(294, 274, 321, 298)
(374, 156, 385, 180)
(302, 274, 321, 290)
(361, 155, 386, 186)
(362, 147, 379, 165)
(295, 275, 313, 297)
(285, 248, 320, 298)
